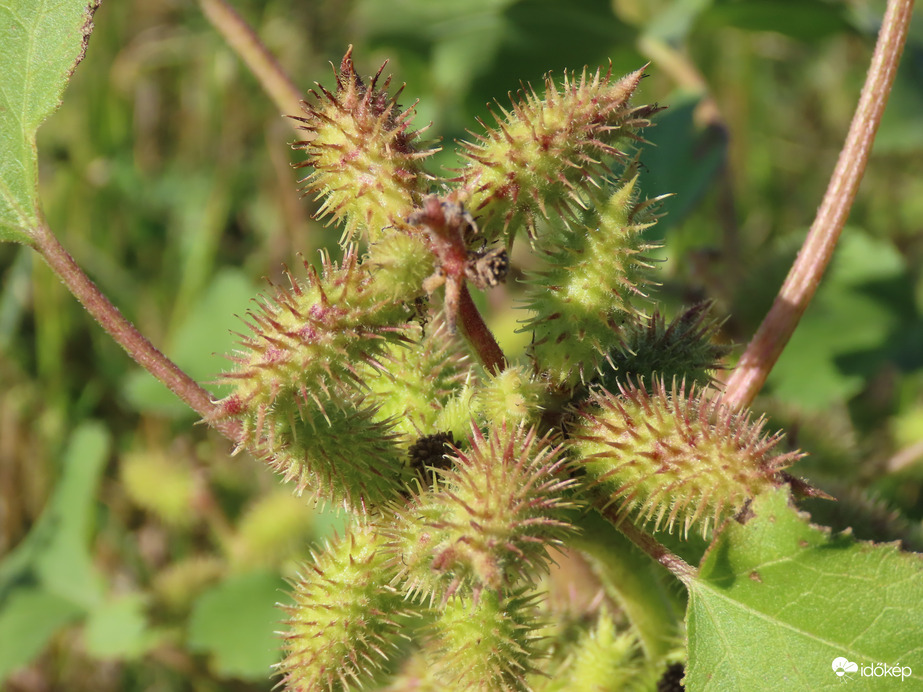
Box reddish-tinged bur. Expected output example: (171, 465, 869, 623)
(386, 425, 577, 599)
(214, 248, 414, 511)
(454, 65, 662, 242)
(216, 249, 408, 429)
(214, 46, 821, 692)
(568, 378, 804, 537)
(291, 46, 438, 243)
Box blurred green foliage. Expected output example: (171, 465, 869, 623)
(1, 0, 922, 689)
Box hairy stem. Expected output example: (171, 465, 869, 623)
(199, 0, 303, 124)
(31, 221, 241, 442)
(722, 0, 914, 409)
(595, 501, 695, 584)
(458, 285, 507, 375)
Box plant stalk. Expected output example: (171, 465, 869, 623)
(458, 285, 507, 375)
(31, 220, 241, 442)
(199, 0, 303, 123)
(572, 510, 683, 660)
(595, 502, 695, 584)
(722, 0, 914, 409)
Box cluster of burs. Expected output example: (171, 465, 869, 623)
(215, 47, 800, 691)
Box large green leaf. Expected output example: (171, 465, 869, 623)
(686, 488, 923, 690)
(0, 590, 83, 680)
(0, 0, 100, 243)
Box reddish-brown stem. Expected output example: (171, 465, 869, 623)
(30, 220, 242, 442)
(458, 285, 507, 375)
(199, 0, 303, 125)
(596, 502, 695, 584)
(723, 0, 914, 410)
(410, 196, 509, 374)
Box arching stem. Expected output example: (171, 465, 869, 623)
(31, 219, 241, 442)
(722, 0, 914, 409)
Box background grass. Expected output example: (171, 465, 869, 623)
(1, 0, 922, 689)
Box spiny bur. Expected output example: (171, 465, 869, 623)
(291, 46, 437, 243)
(277, 524, 413, 691)
(362, 317, 469, 443)
(598, 302, 731, 390)
(535, 613, 643, 692)
(570, 378, 803, 536)
(256, 399, 411, 511)
(472, 364, 549, 428)
(365, 231, 435, 302)
(423, 589, 544, 691)
(522, 175, 661, 386)
(455, 65, 662, 241)
(388, 425, 576, 597)
(218, 249, 408, 424)
(216, 249, 412, 511)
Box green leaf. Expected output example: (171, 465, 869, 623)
(122, 268, 257, 417)
(0, 589, 83, 680)
(701, 0, 852, 42)
(767, 230, 906, 409)
(187, 571, 289, 681)
(641, 95, 727, 238)
(0, 0, 100, 243)
(83, 594, 156, 660)
(686, 488, 923, 690)
(0, 422, 109, 680)
(0, 422, 109, 605)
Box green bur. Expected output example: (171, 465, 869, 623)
(218, 250, 412, 510)
(522, 177, 660, 386)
